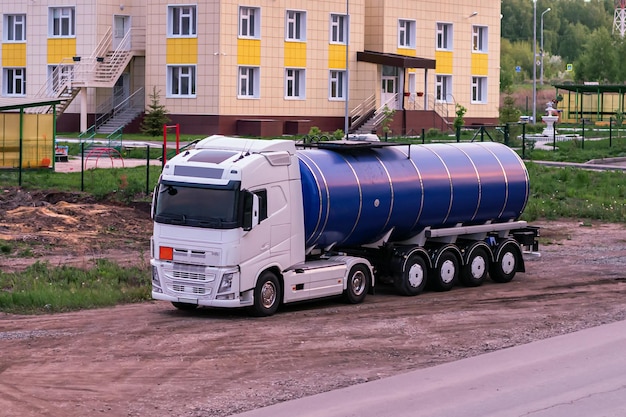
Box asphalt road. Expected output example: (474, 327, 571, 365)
(230, 319, 626, 417)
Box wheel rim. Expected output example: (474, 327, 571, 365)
(440, 259, 456, 284)
(351, 270, 366, 296)
(408, 262, 425, 288)
(260, 281, 277, 309)
(470, 255, 486, 279)
(501, 252, 516, 275)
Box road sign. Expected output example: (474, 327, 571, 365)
(515, 66, 521, 73)
(567, 64, 573, 72)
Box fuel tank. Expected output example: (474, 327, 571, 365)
(297, 142, 529, 248)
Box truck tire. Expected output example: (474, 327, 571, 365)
(171, 302, 198, 311)
(394, 254, 428, 296)
(460, 246, 490, 287)
(490, 240, 520, 283)
(430, 250, 459, 291)
(344, 264, 370, 304)
(249, 271, 281, 317)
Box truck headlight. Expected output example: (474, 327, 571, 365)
(218, 273, 234, 293)
(152, 266, 161, 286)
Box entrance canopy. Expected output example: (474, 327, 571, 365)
(357, 50, 436, 69)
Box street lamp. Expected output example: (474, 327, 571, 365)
(541, 8, 551, 85)
(532, 0, 537, 125)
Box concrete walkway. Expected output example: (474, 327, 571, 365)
(230, 320, 626, 417)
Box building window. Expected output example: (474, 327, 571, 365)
(436, 75, 452, 102)
(167, 66, 196, 97)
(329, 70, 346, 100)
(239, 66, 259, 98)
(286, 10, 306, 41)
(398, 19, 415, 48)
(3, 68, 26, 96)
(472, 26, 488, 52)
(49, 7, 75, 37)
(436, 22, 453, 50)
(330, 14, 347, 44)
(4, 14, 26, 42)
(471, 76, 487, 103)
(285, 68, 305, 99)
(168, 5, 197, 37)
(47, 65, 72, 95)
(239, 7, 260, 38)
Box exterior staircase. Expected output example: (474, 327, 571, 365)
(29, 26, 145, 131)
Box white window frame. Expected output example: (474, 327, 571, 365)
(239, 7, 260, 38)
(168, 5, 197, 37)
(436, 75, 452, 103)
(329, 70, 346, 100)
(471, 76, 487, 103)
(398, 19, 416, 49)
(285, 68, 305, 99)
(436, 22, 453, 50)
(3, 68, 26, 96)
(167, 65, 197, 97)
(286, 10, 306, 41)
(47, 65, 73, 95)
(238, 66, 260, 98)
(472, 25, 488, 52)
(4, 14, 26, 42)
(330, 14, 347, 44)
(49, 7, 75, 37)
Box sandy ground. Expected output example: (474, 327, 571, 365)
(53, 156, 162, 173)
(1, 190, 626, 417)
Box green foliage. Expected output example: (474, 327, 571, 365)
(381, 105, 395, 135)
(499, 94, 522, 123)
(522, 162, 626, 222)
(0, 165, 162, 203)
(0, 260, 151, 314)
(453, 104, 467, 130)
(308, 126, 323, 136)
(140, 86, 171, 137)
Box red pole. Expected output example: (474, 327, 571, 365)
(162, 124, 168, 165)
(176, 123, 180, 153)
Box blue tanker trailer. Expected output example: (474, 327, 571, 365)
(150, 136, 539, 316)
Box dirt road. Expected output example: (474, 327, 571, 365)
(1, 190, 626, 417)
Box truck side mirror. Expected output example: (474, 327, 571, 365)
(150, 186, 158, 219)
(243, 192, 260, 231)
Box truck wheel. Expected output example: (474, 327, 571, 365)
(395, 254, 427, 296)
(460, 247, 490, 287)
(249, 271, 281, 317)
(490, 241, 519, 283)
(344, 264, 370, 304)
(430, 251, 459, 291)
(171, 302, 198, 311)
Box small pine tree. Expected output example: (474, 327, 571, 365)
(141, 86, 171, 137)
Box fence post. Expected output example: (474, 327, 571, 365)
(522, 123, 526, 159)
(609, 117, 613, 147)
(421, 128, 425, 144)
(456, 126, 460, 143)
(146, 145, 150, 196)
(504, 124, 510, 146)
(80, 142, 85, 192)
(581, 119, 585, 149)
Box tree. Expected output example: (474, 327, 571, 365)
(499, 94, 522, 123)
(140, 86, 170, 137)
(454, 104, 467, 141)
(575, 27, 619, 83)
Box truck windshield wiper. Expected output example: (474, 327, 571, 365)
(156, 213, 186, 225)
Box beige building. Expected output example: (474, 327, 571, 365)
(0, 0, 501, 137)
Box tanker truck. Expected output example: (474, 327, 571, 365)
(150, 135, 538, 316)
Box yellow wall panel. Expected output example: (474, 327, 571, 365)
(47, 38, 77, 63)
(328, 44, 346, 69)
(166, 38, 198, 64)
(396, 48, 416, 57)
(435, 51, 453, 74)
(471, 53, 488, 76)
(237, 39, 261, 66)
(284, 41, 306, 68)
(1, 43, 27, 67)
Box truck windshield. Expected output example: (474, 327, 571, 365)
(154, 182, 240, 229)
